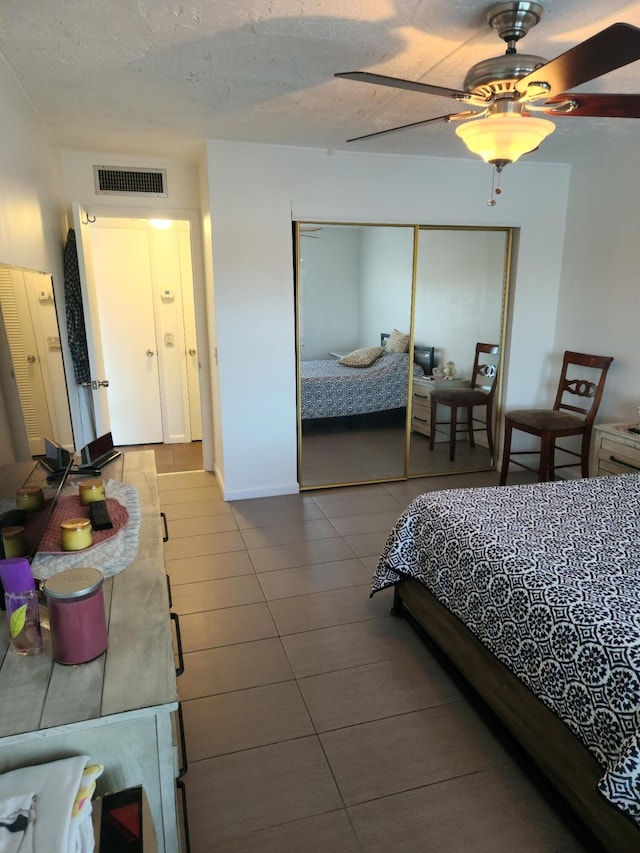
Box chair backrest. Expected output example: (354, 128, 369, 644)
(553, 351, 614, 425)
(471, 343, 500, 398)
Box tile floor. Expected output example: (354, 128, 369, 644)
(157, 467, 600, 853)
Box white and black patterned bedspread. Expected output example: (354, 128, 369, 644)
(301, 352, 422, 419)
(372, 474, 640, 825)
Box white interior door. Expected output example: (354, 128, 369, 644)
(89, 224, 164, 445)
(71, 203, 111, 444)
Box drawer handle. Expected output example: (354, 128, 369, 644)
(176, 778, 192, 853)
(610, 455, 640, 472)
(160, 511, 169, 542)
(171, 611, 185, 677)
(166, 574, 173, 609)
(177, 701, 188, 778)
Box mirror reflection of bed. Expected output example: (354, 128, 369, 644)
(300, 333, 432, 487)
(295, 222, 512, 489)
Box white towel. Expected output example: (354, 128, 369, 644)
(0, 793, 36, 853)
(0, 756, 99, 853)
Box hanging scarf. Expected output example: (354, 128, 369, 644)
(63, 229, 91, 385)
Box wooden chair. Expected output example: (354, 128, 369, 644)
(499, 351, 614, 485)
(429, 343, 500, 462)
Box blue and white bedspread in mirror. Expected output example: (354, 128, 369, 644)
(372, 473, 640, 826)
(301, 352, 422, 419)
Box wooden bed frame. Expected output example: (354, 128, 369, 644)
(392, 578, 640, 853)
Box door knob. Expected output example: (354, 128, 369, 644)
(188, 348, 196, 356)
(27, 354, 36, 363)
(146, 349, 155, 357)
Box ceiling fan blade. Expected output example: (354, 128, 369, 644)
(516, 22, 640, 98)
(544, 92, 640, 118)
(335, 71, 472, 102)
(345, 112, 476, 143)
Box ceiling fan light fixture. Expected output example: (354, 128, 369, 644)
(455, 112, 555, 166)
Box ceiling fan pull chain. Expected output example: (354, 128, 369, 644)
(487, 166, 503, 206)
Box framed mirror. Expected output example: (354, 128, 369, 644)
(294, 223, 513, 489)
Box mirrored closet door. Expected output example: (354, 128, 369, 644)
(409, 227, 511, 477)
(295, 222, 512, 489)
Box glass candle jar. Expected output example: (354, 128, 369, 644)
(79, 478, 106, 505)
(2, 526, 28, 558)
(5, 589, 42, 656)
(16, 485, 45, 512)
(43, 567, 108, 664)
(60, 518, 92, 551)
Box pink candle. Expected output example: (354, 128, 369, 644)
(43, 567, 108, 665)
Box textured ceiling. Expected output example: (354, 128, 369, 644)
(1, 0, 640, 164)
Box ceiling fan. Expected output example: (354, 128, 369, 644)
(336, 1, 640, 176)
(300, 226, 322, 239)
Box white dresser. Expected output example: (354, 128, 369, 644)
(592, 423, 640, 476)
(0, 451, 182, 852)
(411, 376, 468, 439)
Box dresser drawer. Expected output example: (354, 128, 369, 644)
(412, 397, 430, 419)
(411, 414, 431, 437)
(597, 435, 640, 476)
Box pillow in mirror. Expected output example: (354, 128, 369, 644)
(385, 329, 410, 353)
(338, 346, 385, 368)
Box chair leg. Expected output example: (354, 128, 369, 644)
(539, 433, 552, 481)
(485, 402, 494, 459)
(499, 420, 512, 485)
(467, 407, 475, 448)
(429, 399, 437, 451)
(449, 407, 456, 461)
(581, 434, 590, 478)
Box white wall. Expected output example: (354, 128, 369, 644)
(0, 54, 69, 462)
(197, 153, 218, 475)
(415, 229, 508, 378)
(206, 140, 572, 498)
(359, 227, 414, 347)
(554, 148, 640, 424)
(299, 227, 362, 359)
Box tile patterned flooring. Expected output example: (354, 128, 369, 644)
(156, 458, 598, 852)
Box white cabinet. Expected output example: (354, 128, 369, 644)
(0, 451, 181, 852)
(592, 423, 640, 476)
(411, 377, 468, 440)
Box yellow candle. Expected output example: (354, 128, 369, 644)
(2, 526, 28, 557)
(16, 486, 45, 512)
(60, 518, 93, 551)
(79, 479, 106, 505)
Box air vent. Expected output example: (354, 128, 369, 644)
(94, 166, 167, 197)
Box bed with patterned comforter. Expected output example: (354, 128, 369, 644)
(301, 352, 422, 419)
(372, 473, 640, 829)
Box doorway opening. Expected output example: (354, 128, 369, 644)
(70, 206, 210, 474)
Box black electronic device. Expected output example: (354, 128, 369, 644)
(89, 500, 113, 531)
(79, 432, 121, 471)
(38, 437, 72, 475)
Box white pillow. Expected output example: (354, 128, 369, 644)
(338, 346, 385, 368)
(385, 329, 410, 353)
